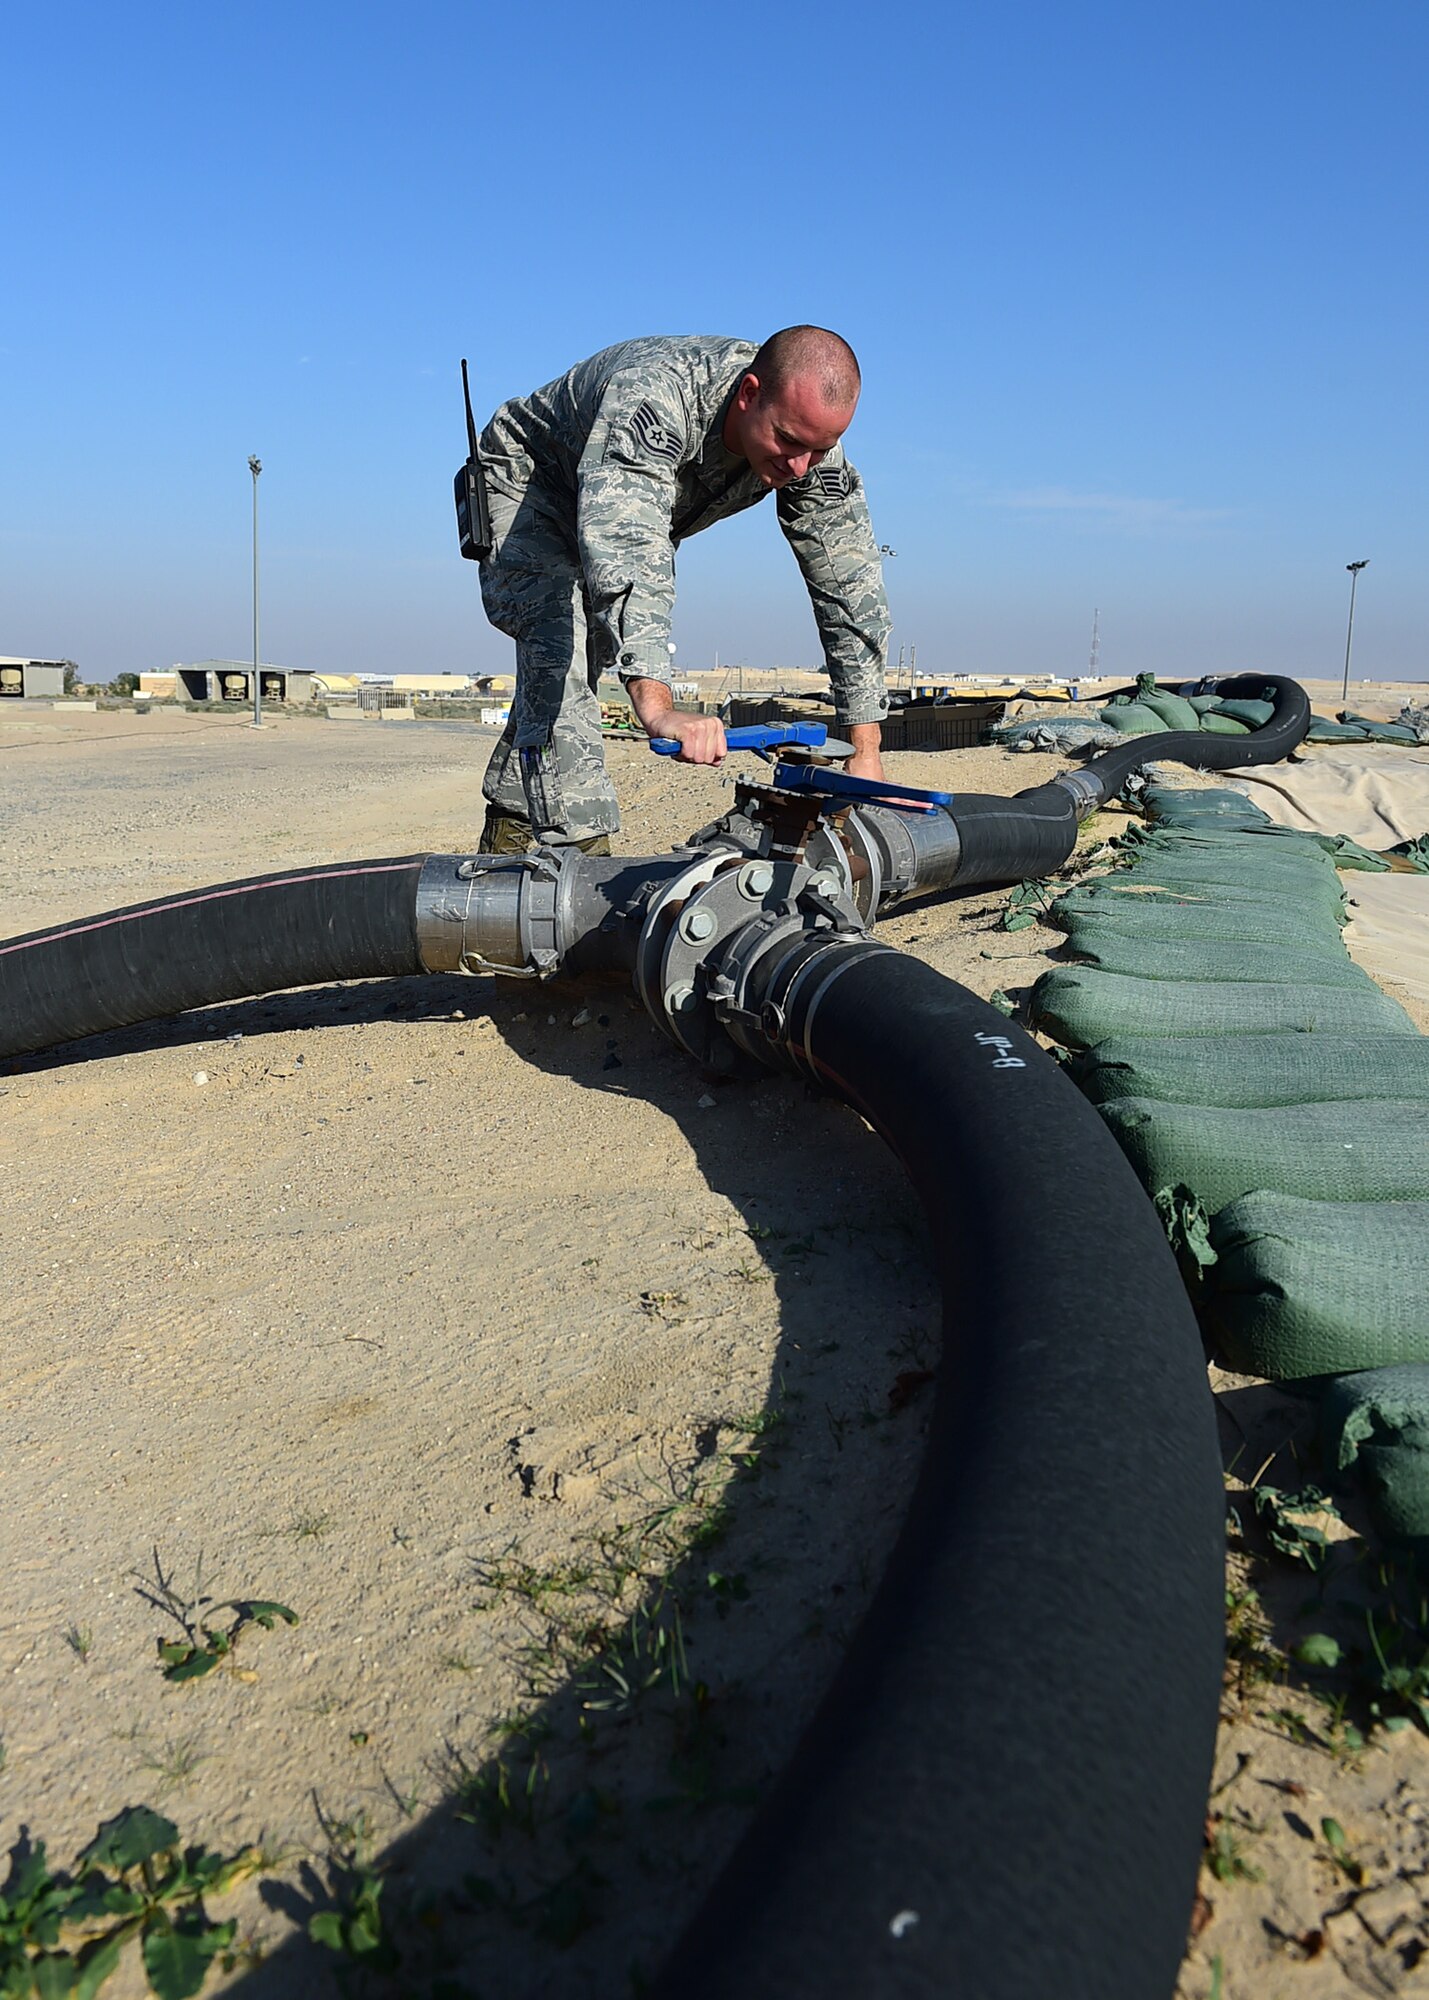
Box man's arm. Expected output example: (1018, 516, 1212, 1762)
(576, 371, 687, 695)
(576, 372, 728, 765)
(776, 454, 893, 781)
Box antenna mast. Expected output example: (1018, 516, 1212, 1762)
(1088, 607, 1100, 679)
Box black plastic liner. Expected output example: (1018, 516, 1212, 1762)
(0, 857, 427, 1061)
(652, 945, 1224, 2000)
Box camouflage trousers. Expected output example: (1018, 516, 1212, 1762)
(479, 482, 623, 845)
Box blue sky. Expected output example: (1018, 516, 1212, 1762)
(4, 0, 1426, 683)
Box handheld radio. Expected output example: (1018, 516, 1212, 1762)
(454, 358, 493, 561)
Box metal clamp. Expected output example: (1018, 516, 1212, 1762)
(415, 849, 566, 979)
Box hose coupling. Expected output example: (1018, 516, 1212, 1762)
(1051, 769, 1105, 819)
(633, 851, 865, 1072)
(415, 849, 574, 978)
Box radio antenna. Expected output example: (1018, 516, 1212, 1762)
(460, 359, 479, 458)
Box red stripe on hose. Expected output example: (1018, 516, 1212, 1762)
(0, 860, 424, 959)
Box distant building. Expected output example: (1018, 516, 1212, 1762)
(169, 660, 315, 704)
(0, 657, 67, 699)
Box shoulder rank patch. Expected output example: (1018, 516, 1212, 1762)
(814, 463, 852, 500)
(630, 400, 682, 463)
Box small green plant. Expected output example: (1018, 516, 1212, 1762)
(1000, 878, 1054, 931)
(447, 1743, 547, 1841)
(1250, 1484, 1340, 1571)
(0, 1805, 270, 1999)
(575, 1590, 688, 1713)
(137, 1732, 209, 1796)
(1320, 1815, 1364, 1884)
(308, 1806, 398, 1976)
(131, 1548, 297, 1683)
(724, 1409, 784, 1440)
(62, 1623, 94, 1664)
(1203, 1813, 1264, 1885)
(1362, 1604, 1429, 1733)
(638, 1290, 688, 1320)
(1216, 1576, 1272, 1704)
(288, 1510, 332, 1542)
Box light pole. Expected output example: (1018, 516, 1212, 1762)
(248, 456, 263, 728)
(1341, 559, 1369, 707)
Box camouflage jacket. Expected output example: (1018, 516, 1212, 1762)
(479, 335, 891, 727)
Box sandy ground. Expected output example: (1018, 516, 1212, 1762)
(2, 700, 1427, 1999)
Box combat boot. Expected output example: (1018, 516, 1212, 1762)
(477, 808, 612, 858)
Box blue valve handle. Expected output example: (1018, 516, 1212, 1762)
(648, 721, 829, 756)
(772, 761, 952, 815)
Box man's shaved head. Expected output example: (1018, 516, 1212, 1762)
(750, 326, 861, 409)
(723, 326, 863, 489)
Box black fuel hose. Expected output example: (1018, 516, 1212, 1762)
(652, 943, 1224, 2000)
(863, 672, 1312, 905)
(1081, 671, 1311, 799)
(0, 857, 426, 1061)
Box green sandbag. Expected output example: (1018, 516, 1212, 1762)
(1118, 823, 1331, 862)
(1054, 899, 1351, 953)
(1119, 825, 1379, 886)
(1097, 702, 1166, 734)
(1140, 784, 1271, 827)
(1322, 1368, 1429, 1545)
(1307, 718, 1370, 743)
(1109, 861, 1348, 921)
(1340, 713, 1419, 744)
(1210, 697, 1276, 728)
(1140, 690, 1203, 732)
(1029, 967, 1415, 1046)
(1208, 1196, 1429, 1380)
(1313, 833, 1392, 872)
(1199, 711, 1252, 736)
(1064, 930, 1371, 987)
(1048, 880, 1344, 932)
(1389, 834, 1429, 873)
(1187, 694, 1224, 714)
(1076, 1033, 1429, 1109)
(1091, 865, 1348, 917)
(1099, 1097, 1429, 1209)
(1114, 834, 1345, 880)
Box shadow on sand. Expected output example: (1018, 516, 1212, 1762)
(15, 972, 940, 1998)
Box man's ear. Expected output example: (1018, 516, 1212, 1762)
(734, 371, 761, 412)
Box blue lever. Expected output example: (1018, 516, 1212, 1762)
(772, 761, 952, 815)
(649, 722, 829, 756)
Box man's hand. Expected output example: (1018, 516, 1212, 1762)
(627, 678, 727, 765)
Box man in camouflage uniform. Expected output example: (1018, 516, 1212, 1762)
(475, 326, 892, 854)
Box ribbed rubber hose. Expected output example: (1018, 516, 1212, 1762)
(652, 945, 1224, 2000)
(1082, 671, 1311, 797)
(0, 857, 427, 1061)
(940, 777, 1082, 889)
